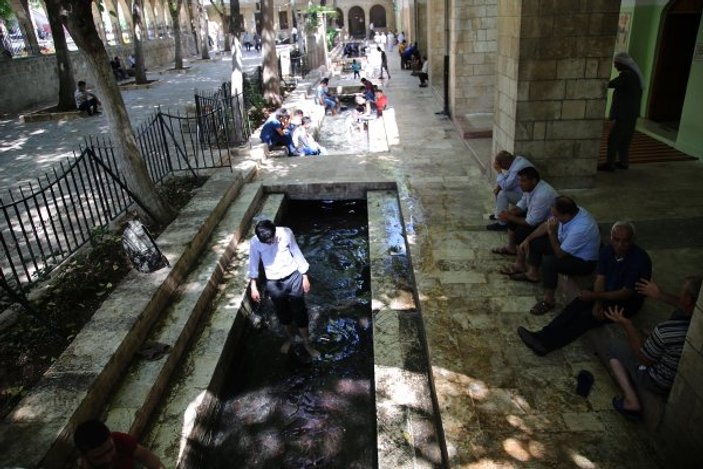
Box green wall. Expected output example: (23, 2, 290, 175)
(676, 16, 703, 158)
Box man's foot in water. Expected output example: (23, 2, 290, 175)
(280, 340, 292, 354)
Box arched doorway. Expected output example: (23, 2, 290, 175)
(648, 0, 703, 126)
(369, 5, 386, 28)
(335, 8, 344, 29)
(348, 6, 365, 38)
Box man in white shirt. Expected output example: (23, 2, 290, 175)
(487, 151, 534, 231)
(249, 220, 319, 357)
(292, 117, 326, 156)
(74, 81, 101, 116)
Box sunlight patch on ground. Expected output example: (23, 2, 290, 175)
(570, 449, 598, 468)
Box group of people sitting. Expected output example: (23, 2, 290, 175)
(398, 40, 429, 87)
(259, 107, 326, 157)
(487, 150, 700, 421)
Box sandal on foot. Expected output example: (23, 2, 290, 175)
(499, 266, 523, 276)
(612, 397, 642, 421)
(509, 272, 539, 283)
(529, 300, 555, 315)
(491, 247, 516, 256)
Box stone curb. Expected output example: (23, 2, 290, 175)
(0, 164, 256, 468)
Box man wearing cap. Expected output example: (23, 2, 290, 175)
(248, 219, 319, 357)
(599, 52, 644, 172)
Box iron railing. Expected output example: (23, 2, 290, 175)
(1, 81, 250, 293)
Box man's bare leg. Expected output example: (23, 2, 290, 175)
(299, 327, 320, 358)
(281, 324, 297, 354)
(609, 358, 642, 410)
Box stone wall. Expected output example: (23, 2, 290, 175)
(427, 0, 447, 96)
(1, 38, 193, 115)
(661, 285, 703, 465)
(493, 0, 619, 189)
(450, 0, 496, 116)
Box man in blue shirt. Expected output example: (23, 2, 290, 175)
(507, 196, 600, 315)
(517, 221, 652, 355)
(487, 151, 534, 231)
(317, 78, 340, 115)
(260, 109, 297, 156)
(491, 166, 557, 257)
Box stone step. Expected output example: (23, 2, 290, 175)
(141, 193, 286, 466)
(103, 181, 266, 438)
(0, 164, 257, 468)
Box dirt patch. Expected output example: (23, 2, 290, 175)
(0, 176, 205, 419)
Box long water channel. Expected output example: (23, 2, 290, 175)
(205, 200, 376, 468)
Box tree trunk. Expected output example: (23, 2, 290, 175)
(187, 0, 199, 54)
(197, 0, 209, 59)
(168, 0, 183, 69)
(8, 0, 39, 54)
(59, 0, 175, 226)
(45, 0, 76, 111)
(92, 2, 108, 45)
(261, 0, 280, 106)
(222, 15, 230, 52)
(132, 0, 148, 84)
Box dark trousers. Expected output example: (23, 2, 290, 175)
(266, 271, 308, 327)
(507, 219, 537, 246)
(607, 118, 637, 166)
(265, 132, 297, 156)
(380, 63, 390, 78)
(528, 235, 597, 289)
(418, 72, 428, 84)
(536, 298, 640, 351)
(78, 98, 99, 115)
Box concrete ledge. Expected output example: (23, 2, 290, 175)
(0, 165, 256, 468)
(19, 109, 82, 123)
(368, 190, 446, 468)
(145, 193, 286, 466)
(453, 113, 492, 140)
(103, 180, 265, 440)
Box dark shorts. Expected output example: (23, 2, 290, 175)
(266, 270, 308, 328)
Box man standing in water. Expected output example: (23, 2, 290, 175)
(248, 219, 319, 357)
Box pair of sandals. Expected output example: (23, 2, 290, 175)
(498, 266, 555, 315)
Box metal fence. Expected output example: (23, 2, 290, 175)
(1, 82, 250, 293)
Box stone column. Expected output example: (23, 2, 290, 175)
(660, 284, 703, 466)
(450, 0, 496, 118)
(493, 0, 620, 188)
(426, 0, 446, 93)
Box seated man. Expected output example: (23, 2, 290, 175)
(74, 80, 101, 116)
(292, 116, 326, 156)
(487, 151, 534, 231)
(316, 78, 340, 115)
(491, 166, 556, 257)
(506, 196, 600, 315)
(606, 275, 702, 420)
(74, 419, 164, 468)
(110, 56, 127, 80)
(418, 56, 429, 87)
(517, 221, 652, 356)
(260, 108, 297, 156)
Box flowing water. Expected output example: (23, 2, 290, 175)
(205, 200, 375, 468)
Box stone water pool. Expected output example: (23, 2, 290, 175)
(204, 200, 376, 468)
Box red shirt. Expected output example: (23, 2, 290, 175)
(111, 432, 138, 469)
(375, 95, 388, 116)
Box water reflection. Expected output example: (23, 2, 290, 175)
(206, 200, 374, 468)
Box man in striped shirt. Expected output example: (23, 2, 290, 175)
(605, 275, 702, 420)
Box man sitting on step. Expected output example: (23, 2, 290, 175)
(486, 150, 534, 231)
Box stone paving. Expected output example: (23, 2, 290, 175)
(4, 48, 703, 467)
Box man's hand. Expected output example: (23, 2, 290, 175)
(498, 210, 511, 222)
(250, 281, 261, 303)
(604, 305, 630, 325)
(635, 278, 660, 299)
(493, 160, 502, 173)
(517, 239, 529, 255)
(546, 216, 558, 234)
(493, 185, 501, 195)
(302, 274, 311, 293)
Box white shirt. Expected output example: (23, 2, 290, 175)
(516, 180, 557, 226)
(421, 60, 429, 73)
(496, 155, 534, 192)
(248, 227, 309, 280)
